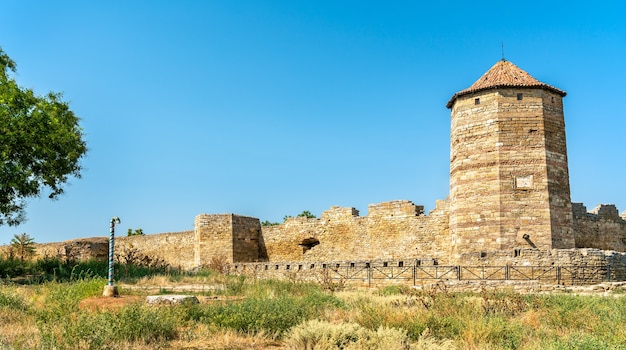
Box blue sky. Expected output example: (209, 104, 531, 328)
(1, 1, 625, 244)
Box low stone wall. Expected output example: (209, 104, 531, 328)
(231, 248, 626, 286)
(0, 231, 196, 270)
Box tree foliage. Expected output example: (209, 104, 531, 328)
(10, 232, 36, 261)
(0, 48, 87, 226)
(127, 228, 144, 236)
(283, 210, 317, 221)
(261, 220, 279, 227)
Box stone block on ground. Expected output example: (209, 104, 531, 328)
(146, 295, 199, 305)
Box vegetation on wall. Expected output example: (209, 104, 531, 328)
(127, 228, 145, 236)
(262, 210, 318, 226)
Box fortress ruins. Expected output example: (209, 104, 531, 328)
(14, 60, 626, 281)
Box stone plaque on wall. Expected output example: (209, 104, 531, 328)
(514, 175, 533, 190)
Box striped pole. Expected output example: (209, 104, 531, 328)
(108, 216, 121, 286)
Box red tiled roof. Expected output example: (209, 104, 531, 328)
(446, 60, 566, 108)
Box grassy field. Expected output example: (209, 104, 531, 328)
(1, 258, 626, 349)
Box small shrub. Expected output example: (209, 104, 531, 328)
(0, 290, 27, 311)
(206, 255, 231, 274)
(286, 319, 411, 350)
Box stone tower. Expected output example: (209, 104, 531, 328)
(446, 60, 575, 258)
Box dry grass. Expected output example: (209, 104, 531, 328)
(2, 275, 626, 349)
(170, 328, 283, 350)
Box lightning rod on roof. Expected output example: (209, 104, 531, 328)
(501, 42, 506, 61)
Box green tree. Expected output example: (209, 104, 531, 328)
(127, 228, 144, 236)
(261, 220, 279, 227)
(10, 232, 36, 261)
(297, 210, 316, 218)
(284, 210, 317, 221)
(0, 48, 87, 226)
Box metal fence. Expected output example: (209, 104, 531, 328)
(233, 260, 610, 286)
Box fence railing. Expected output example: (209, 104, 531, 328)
(232, 260, 610, 286)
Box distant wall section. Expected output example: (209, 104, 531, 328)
(572, 203, 626, 251)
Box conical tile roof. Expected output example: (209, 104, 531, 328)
(446, 60, 566, 108)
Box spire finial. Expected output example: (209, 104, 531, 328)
(501, 42, 506, 61)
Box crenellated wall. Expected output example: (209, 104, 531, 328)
(261, 200, 450, 263)
(3, 200, 626, 282)
(572, 203, 626, 252)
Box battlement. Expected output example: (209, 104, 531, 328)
(572, 203, 626, 223)
(367, 200, 424, 218)
(320, 206, 360, 220)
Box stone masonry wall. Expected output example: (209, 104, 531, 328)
(4, 200, 626, 284)
(572, 203, 626, 251)
(449, 88, 574, 258)
(0, 231, 196, 270)
(116, 231, 196, 270)
(194, 214, 262, 266)
(261, 200, 451, 264)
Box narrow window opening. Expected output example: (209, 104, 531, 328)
(514, 249, 521, 257)
(298, 265, 302, 270)
(264, 265, 269, 270)
(529, 129, 538, 134)
(517, 93, 523, 100)
(310, 264, 315, 269)
(286, 265, 290, 270)
(551, 96, 555, 103)
(416, 260, 421, 267)
(474, 98, 480, 105)
(398, 261, 404, 267)
(350, 262, 355, 268)
(480, 251, 487, 258)
(383, 262, 388, 267)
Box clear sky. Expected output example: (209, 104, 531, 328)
(0, 1, 625, 244)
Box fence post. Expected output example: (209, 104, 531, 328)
(457, 266, 461, 281)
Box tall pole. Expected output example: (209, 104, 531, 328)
(108, 216, 121, 285)
(104, 216, 121, 297)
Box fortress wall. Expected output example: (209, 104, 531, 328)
(231, 215, 263, 262)
(35, 237, 109, 262)
(116, 231, 195, 270)
(194, 214, 234, 265)
(572, 203, 626, 251)
(261, 200, 451, 263)
(1, 231, 196, 270)
(194, 214, 262, 266)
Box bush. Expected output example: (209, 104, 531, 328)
(286, 319, 411, 350)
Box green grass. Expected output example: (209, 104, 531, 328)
(1, 263, 626, 349)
